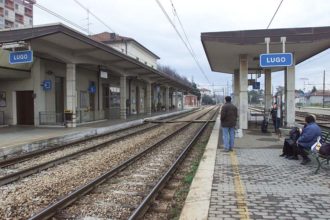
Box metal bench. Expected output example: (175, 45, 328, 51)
(311, 130, 330, 174)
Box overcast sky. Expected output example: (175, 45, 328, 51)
(34, 0, 330, 94)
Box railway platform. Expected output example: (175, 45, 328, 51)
(0, 109, 190, 159)
(180, 115, 330, 220)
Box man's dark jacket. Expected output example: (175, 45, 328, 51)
(220, 102, 238, 127)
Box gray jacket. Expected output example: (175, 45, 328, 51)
(220, 102, 238, 128)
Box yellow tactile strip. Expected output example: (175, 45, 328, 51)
(230, 150, 250, 220)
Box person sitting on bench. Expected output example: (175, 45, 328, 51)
(280, 127, 301, 159)
(296, 114, 321, 165)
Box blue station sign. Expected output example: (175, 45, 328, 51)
(259, 53, 293, 68)
(9, 50, 33, 64)
(43, 80, 52, 91)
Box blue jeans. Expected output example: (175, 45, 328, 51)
(222, 127, 235, 150)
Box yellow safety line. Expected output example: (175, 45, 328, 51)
(230, 151, 250, 220)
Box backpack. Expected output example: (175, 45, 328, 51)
(289, 127, 300, 142)
(319, 143, 330, 156)
(261, 119, 268, 133)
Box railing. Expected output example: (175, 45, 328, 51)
(106, 107, 121, 119)
(39, 112, 64, 126)
(39, 108, 123, 126)
(0, 111, 4, 125)
(76, 110, 106, 124)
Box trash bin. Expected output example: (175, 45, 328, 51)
(64, 110, 73, 122)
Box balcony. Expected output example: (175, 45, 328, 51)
(15, 13, 23, 24)
(24, 7, 32, 17)
(5, 0, 14, 10)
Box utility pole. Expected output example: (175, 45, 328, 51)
(323, 70, 325, 108)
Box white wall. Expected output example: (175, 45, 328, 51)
(108, 41, 158, 69)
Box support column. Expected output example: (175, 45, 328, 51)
(146, 82, 152, 115)
(174, 90, 179, 110)
(264, 69, 272, 112)
(233, 70, 240, 106)
(285, 56, 295, 127)
(239, 55, 248, 129)
(181, 91, 184, 110)
(120, 75, 127, 119)
(165, 86, 170, 111)
(66, 63, 77, 128)
(32, 58, 45, 126)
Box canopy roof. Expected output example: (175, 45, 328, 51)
(201, 26, 330, 74)
(0, 23, 192, 90)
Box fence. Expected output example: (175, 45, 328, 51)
(76, 110, 106, 124)
(39, 112, 64, 126)
(0, 111, 4, 125)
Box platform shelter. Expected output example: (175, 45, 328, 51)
(0, 23, 193, 127)
(202, 26, 330, 129)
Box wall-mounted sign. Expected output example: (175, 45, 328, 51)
(253, 82, 260, 90)
(88, 85, 96, 94)
(9, 50, 33, 64)
(259, 53, 293, 68)
(100, 71, 108, 79)
(43, 80, 52, 91)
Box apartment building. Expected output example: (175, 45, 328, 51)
(0, 0, 35, 29)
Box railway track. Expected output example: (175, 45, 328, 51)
(249, 106, 330, 128)
(0, 107, 217, 219)
(0, 109, 200, 168)
(0, 109, 202, 186)
(28, 106, 218, 219)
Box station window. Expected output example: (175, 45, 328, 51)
(80, 91, 88, 108)
(14, 3, 17, 10)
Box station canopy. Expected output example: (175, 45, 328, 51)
(0, 23, 192, 91)
(201, 26, 330, 74)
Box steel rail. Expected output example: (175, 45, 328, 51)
(0, 109, 199, 168)
(0, 123, 145, 168)
(28, 107, 216, 220)
(128, 107, 219, 219)
(0, 109, 201, 186)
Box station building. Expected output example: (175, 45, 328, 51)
(0, 23, 193, 127)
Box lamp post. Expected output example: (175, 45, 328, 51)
(300, 77, 309, 92)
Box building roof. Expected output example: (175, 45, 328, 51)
(200, 88, 211, 92)
(201, 26, 330, 74)
(0, 23, 192, 90)
(91, 32, 160, 59)
(310, 90, 330, 97)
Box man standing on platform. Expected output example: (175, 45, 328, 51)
(220, 96, 238, 152)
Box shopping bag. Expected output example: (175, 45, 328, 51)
(235, 128, 243, 138)
(311, 136, 321, 153)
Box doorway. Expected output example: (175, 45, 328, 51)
(16, 91, 34, 125)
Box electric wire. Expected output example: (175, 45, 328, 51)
(155, 0, 210, 84)
(266, 0, 284, 29)
(72, 0, 116, 33)
(35, 3, 90, 34)
(169, 0, 195, 57)
(35, 1, 191, 87)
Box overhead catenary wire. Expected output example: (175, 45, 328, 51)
(72, 0, 116, 33)
(35, 3, 90, 34)
(155, 0, 210, 84)
(169, 0, 195, 58)
(266, 0, 284, 29)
